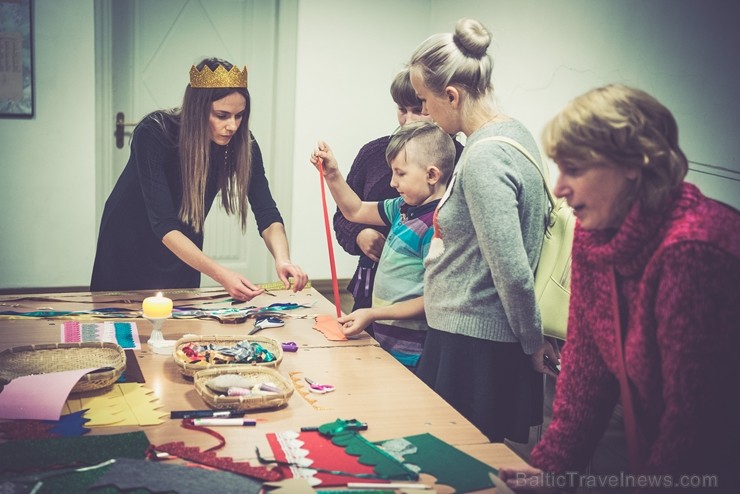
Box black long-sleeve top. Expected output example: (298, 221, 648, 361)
(90, 112, 282, 291)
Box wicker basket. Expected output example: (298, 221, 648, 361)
(194, 365, 294, 410)
(173, 334, 283, 378)
(0, 342, 126, 393)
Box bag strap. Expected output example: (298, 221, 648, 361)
(610, 268, 643, 472)
(474, 135, 557, 210)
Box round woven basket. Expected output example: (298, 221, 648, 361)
(0, 342, 126, 393)
(194, 365, 294, 410)
(173, 334, 283, 377)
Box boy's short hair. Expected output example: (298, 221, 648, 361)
(386, 121, 455, 182)
(390, 67, 420, 109)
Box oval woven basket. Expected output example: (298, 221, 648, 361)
(194, 365, 294, 411)
(173, 334, 283, 378)
(0, 342, 126, 393)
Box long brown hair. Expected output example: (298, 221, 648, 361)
(178, 58, 252, 233)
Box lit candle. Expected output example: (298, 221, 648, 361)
(142, 292, 173, 319)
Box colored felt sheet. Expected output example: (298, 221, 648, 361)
(90, 457, 262, 494)
(64, 383, 167, 426)
(0, 368, 98, 420)
(266, 428, 499, 492)
(379, 433, 498, 493)
(121, 349, 145, 383)
(313, 315, 347, 341)
(153, 441, 281, 481)
(0, 410, 89, 441)
(0, 431, 150, 475)
(61, 321, 141, 349)
(266, 430, 397, 487)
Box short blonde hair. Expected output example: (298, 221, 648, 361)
(386, 121, 455, 182)
(542, 84, 688, 214)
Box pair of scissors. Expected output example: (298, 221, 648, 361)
(248, 316, 285, 335)
(305, 377, 335, 394)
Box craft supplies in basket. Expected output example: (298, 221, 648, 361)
(194, 365, 294, 411)
(0, 342, 126, 393)
(173, 335, 283, 378)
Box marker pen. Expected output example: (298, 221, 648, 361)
(301, 422, 368, 432)
(192, 418, 257, 426)
(347, 482, 431, 490)
(170, 409, 247, 419)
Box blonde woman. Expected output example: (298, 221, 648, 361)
(408, 18, 557, 443)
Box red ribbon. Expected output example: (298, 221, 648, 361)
(181, 418, 226, 452)
(317, 158, 343, 319)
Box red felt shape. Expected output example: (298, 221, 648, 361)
(153, 441, 282, 481)
(266, 431, 387, 486)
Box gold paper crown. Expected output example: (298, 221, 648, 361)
(189, 64, 248, 88)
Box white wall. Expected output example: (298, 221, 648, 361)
(426, 0, 740, 201)
(0, 0, 97, 289)
(290, 0, 740, 279)
(1, 0, 738, 290)
(290, 0, 432, 281)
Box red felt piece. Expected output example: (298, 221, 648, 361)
(317, 158, 343, 318)
(266, 431, 387, 486)
(0, 420, 56, 441)
(153, 441, 282, 481)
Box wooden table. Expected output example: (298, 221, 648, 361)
(0, 287, 526, 492)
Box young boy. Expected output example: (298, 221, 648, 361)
(310, 121, 456, 368)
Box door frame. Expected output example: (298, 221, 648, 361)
(93, 0, 300, 285)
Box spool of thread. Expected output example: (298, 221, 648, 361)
(260, 382, 282, 393)
(227, 387, 252, 396)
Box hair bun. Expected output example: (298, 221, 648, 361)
(453, 18, 491, 58)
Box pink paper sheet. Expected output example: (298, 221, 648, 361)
(0, 368, 98, 420)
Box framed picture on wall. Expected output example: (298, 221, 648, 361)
(0, 0, 34, 118)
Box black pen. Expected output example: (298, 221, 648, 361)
(170, 409, 247, 419)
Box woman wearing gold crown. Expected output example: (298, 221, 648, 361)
(91, 57, 307, 300)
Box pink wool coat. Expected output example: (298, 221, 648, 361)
(531, 183, 739, 492)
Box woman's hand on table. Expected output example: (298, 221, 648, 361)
(275, 261, 308, 292)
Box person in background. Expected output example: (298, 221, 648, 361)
(312, 121, 456, 369)
(333, 67, 463, 322)
(500, 84, 740, 493)
(91, 57, 307, 299)
(408, 18, 558, 443)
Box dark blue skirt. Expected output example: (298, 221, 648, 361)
(417, 327, 544, 443)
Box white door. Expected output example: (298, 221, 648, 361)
(95, 0, 298, 287)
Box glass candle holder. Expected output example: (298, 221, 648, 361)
(143, 292, 175, 355)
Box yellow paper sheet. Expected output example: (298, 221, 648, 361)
(66, 383, 167, 427)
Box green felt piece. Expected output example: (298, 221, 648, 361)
(319, 419, 417, 481)
(0, 431, 150, 474)
(393, 433, 497, 493)
(0, 460, 133, 494)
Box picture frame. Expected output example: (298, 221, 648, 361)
(0, 0, 34, 118)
